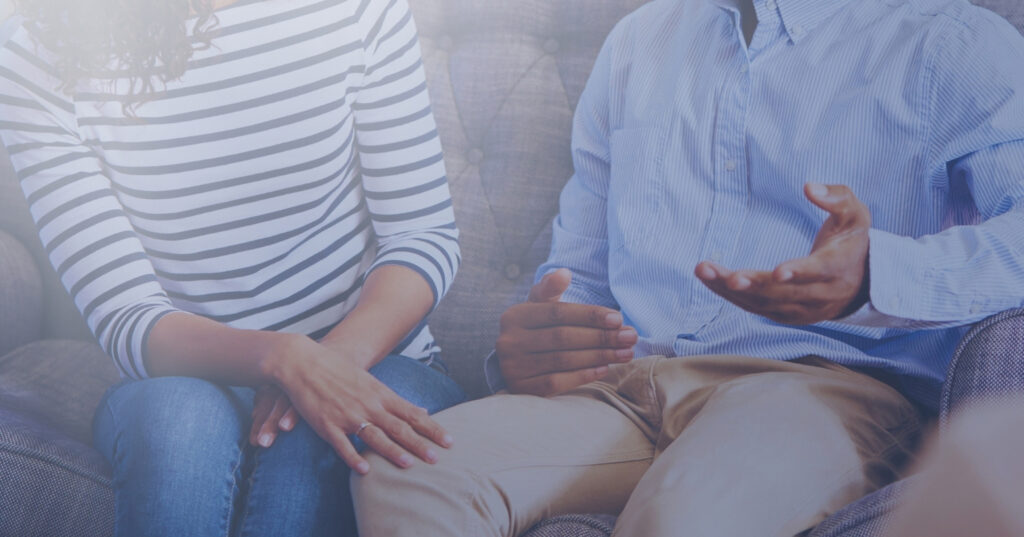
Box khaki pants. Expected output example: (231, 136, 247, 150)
(353, 355, 921, 537)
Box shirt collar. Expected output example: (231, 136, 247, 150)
(775, 0, 850, 43)
(707, 0, 851, 44)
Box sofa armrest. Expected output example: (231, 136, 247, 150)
(0, 403, 114, 537)
(0, 230, 42, 357)
(939, 308, 1024, 430)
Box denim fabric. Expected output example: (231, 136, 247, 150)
(92, 355, 466, 537)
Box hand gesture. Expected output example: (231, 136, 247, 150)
(496, 269, 637, 396)
(695, 183, 872, 325)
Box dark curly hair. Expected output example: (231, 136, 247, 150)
(14, 0, 221, 110)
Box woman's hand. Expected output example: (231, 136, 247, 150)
(261, 334, 453, 475)
(248, 385, 300, 448)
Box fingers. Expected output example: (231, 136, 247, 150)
(695, 261, 847, 324)
(254, 395, 291, 448)
(773, 255, 830, 284)
(357, 422, 415, 469)
(527, 268, 572, 303)
(278, 406, 299, 432)
(500, 302, 623, 330)
(502, 325, 638, 354)
(395, 403, 453, 449)
(249, 386, 280, 447)
(504, 348, 633, 380)
(511, 365, 611, 397)
(325, 426, 370, 475)
(804, 183, 870, 229)
(375, 413, 439, 465)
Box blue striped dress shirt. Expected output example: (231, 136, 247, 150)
(520, 0, 1024, 408)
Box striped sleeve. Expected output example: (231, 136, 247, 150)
(354, 0, 459, 308)
(0, 32, 178, 379)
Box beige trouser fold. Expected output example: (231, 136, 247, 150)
(353, 355, 921, 537)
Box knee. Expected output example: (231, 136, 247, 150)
(259, 420, 340, 472)
(370, 355, 466, 414)
(351, 450, 482, 531)
(104, 377, 246, 465)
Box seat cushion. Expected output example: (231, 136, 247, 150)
(0, 339, 119, 444)
(0, 404, 113, 537)
(0, 230, 41, 358)
(522, 514, 616, 537)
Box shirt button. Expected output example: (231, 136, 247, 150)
(740, 64, 749, 74)
(467, 148, 484, 165)
(790, 24, 804, 37)
(969, 303, 981, 315)
(543, 38, 561, 54)
(504, 263, 522, 281)
(724, 160, 737, 172)
(765, 0, 777, 10)
(710, 251, 723, 262)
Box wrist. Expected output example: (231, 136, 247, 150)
(258, 332, 311, 385)
(319, 335, 377, 370)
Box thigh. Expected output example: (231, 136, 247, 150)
(241, 420, 353, 537)
(614, 357, 921, 537)
(93, 377, 252, 537)
(352, 390, 654, 537)
(368, 354, 467, 413)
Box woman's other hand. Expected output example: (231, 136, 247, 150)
(248, 384, 299, 448)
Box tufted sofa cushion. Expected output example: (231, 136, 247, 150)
(0, 144, 92, 344)
(0, 231, 41, 358)
(411, 0, 650, 397)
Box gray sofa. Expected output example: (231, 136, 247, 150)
(1, 0, 1023, 536)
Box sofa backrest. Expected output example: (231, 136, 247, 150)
(409, 0, 649, 396)
(0, 0, 1020, 398)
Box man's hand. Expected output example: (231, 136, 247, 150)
(249, 385, 300, 448)
(496, 269, 637, 396)
(695, 183, 872, 325)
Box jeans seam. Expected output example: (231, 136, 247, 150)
(223, 440, 248, 537)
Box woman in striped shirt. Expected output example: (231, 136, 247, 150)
(0, 0, 464, 534)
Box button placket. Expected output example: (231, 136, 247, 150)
(684, 60, 751, 335)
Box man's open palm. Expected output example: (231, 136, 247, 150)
(695, 183, 872, 325)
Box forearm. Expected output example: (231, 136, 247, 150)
(319, 265, 434, 370)
(145, 311, 297, 385)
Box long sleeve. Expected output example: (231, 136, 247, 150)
(354, 0, 459, 309)
(533, 21, 624, 310)
(849, 9, 1024, 328)
(0, 31, 178, 379)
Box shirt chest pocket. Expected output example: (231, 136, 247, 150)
(607, 125, 670, 255)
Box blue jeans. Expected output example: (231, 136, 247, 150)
(93, 355, 466, 537)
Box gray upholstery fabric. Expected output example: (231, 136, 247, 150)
(522, 514, 617, 537)
(0, 231, 41, 358)
(0, 340, 119, 444)
(411, 0, 649, 398)
(0, 405, 113, 537)
(940, 308, 1024, 430)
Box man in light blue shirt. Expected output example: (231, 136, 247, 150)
(354, 0, 1024, 535)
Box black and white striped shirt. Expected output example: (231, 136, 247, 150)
(0, 0, 459, 379)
